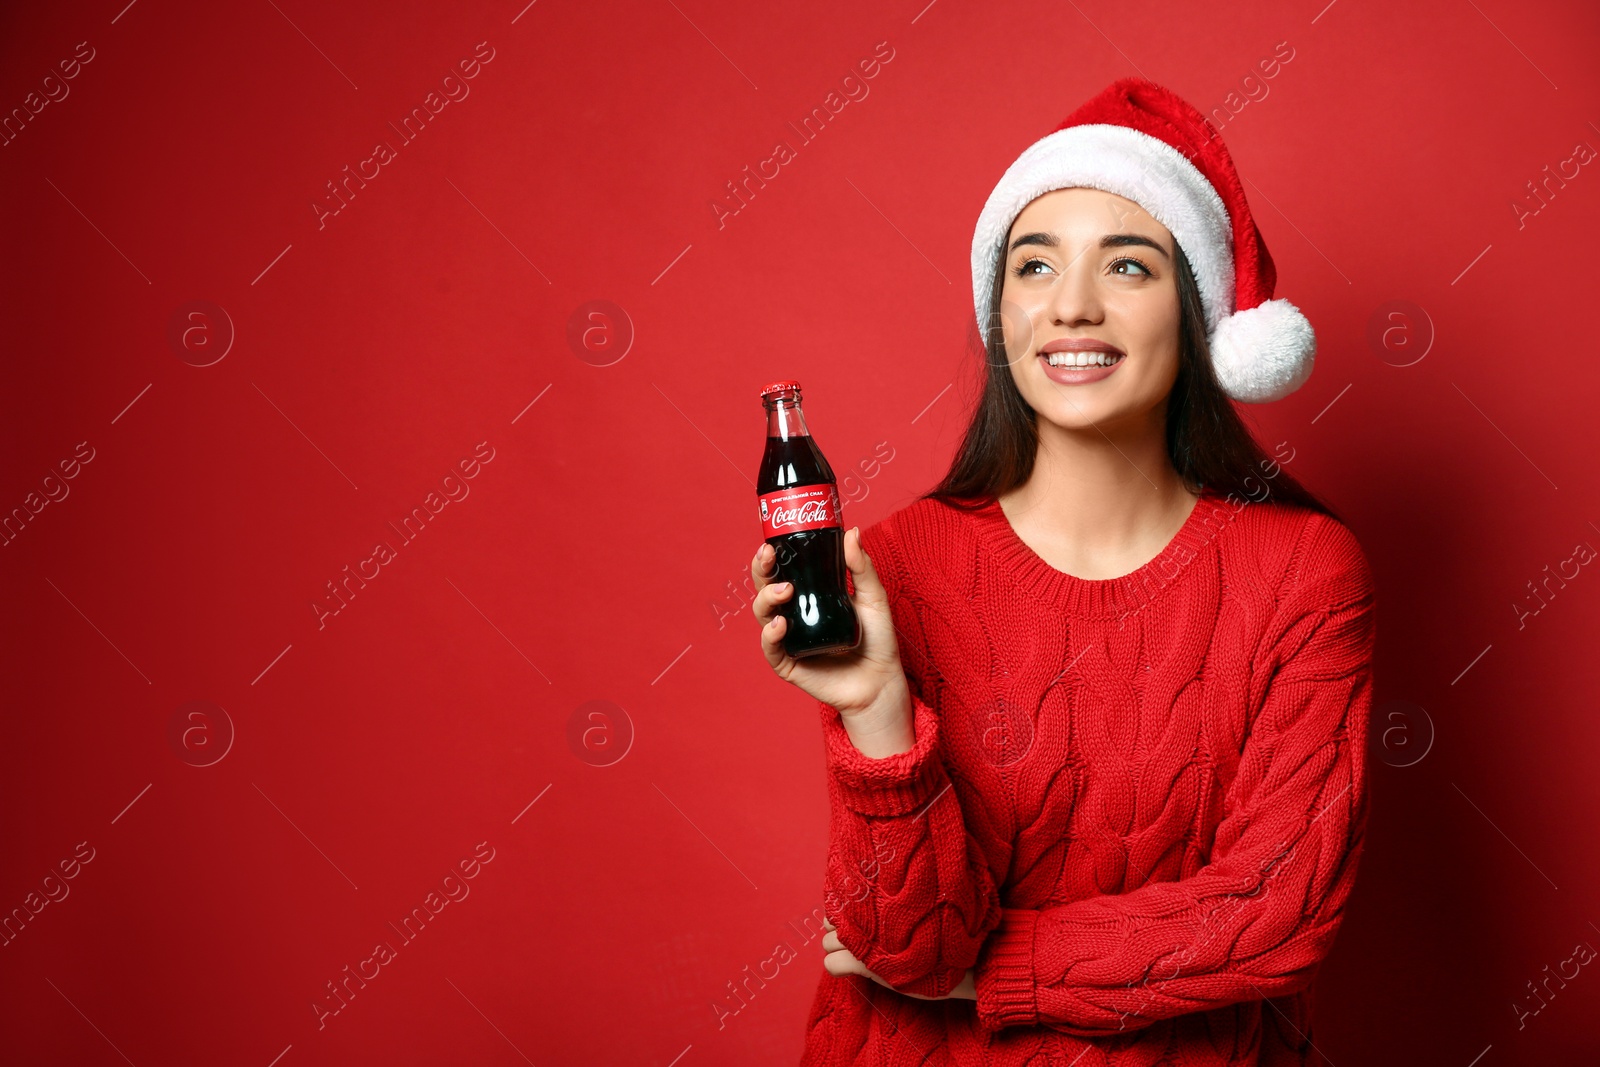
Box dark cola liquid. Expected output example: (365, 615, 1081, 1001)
(758, 391, 861, 658)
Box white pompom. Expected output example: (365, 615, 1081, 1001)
(1208, 298, 1316, 403)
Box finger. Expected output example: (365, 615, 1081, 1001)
(822, 917, 836, 931)
(842, 527, 887, 609)
(821, 930, 842, 952)
(759, 611, 791, 671)
(822, 950, 862, 978)
(749, 579, 792, 627)
(750, 543, 776, 591)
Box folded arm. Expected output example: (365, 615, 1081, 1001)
(820, 691, 1003, 997)
(973, 516, 1377, 1035)
(819, 528, 1003, 998)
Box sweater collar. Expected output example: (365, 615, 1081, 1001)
(964, 487, 1235, 619)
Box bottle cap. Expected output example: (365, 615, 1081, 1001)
(759, 380, 802, 400)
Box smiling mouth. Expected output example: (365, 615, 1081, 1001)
(1041, 351, 1124, 367)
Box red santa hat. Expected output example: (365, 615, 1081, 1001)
(970, 77, 1315, 404)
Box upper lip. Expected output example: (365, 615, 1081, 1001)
(1039, 337, 1123, 355)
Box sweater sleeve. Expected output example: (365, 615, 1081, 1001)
(972, 514, 1376, 1035)
(818, 528, 1004, 998)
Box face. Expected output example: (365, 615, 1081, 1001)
(995, 187, 1182, 434)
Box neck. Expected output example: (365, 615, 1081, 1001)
(999, 408, 1197, 559)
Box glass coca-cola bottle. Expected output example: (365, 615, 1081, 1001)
(756, 381, 861, 658)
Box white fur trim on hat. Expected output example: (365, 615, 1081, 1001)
(1208, 298, 1315, 403)
(971, 123, 1235, 335)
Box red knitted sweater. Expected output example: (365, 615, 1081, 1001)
(800, 488, 1376, 1065)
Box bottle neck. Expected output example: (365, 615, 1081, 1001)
(765, 398, 810, 440)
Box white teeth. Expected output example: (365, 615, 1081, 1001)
(1045, 351, 1121, 367)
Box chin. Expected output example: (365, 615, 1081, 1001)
(1037, 378, 1161, 429)
(1032, 393, 1119, 430)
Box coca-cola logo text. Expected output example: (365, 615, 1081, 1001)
(769, 497, 832, 530)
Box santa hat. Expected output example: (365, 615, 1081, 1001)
(970, 77, 1314, 404)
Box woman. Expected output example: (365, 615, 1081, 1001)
(752, 78, 1376, 1065)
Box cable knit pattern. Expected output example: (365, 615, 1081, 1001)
(801, 488, 1375, 1066)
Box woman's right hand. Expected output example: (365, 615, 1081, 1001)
(751, 527, 912, 751)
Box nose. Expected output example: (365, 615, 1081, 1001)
(1045, 242, 1104, 327)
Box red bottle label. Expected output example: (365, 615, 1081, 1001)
(758, 483, 843, 539)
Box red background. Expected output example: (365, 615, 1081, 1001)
(3, 0, 1599, 1063)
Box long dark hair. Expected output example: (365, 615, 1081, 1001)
(924, 239, 1340, 524)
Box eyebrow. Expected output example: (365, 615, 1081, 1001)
(1007, 231, 1171, 261)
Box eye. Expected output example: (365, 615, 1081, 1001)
(1010, 257, 1053, 278)
(1111, 256, 1154, 277)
